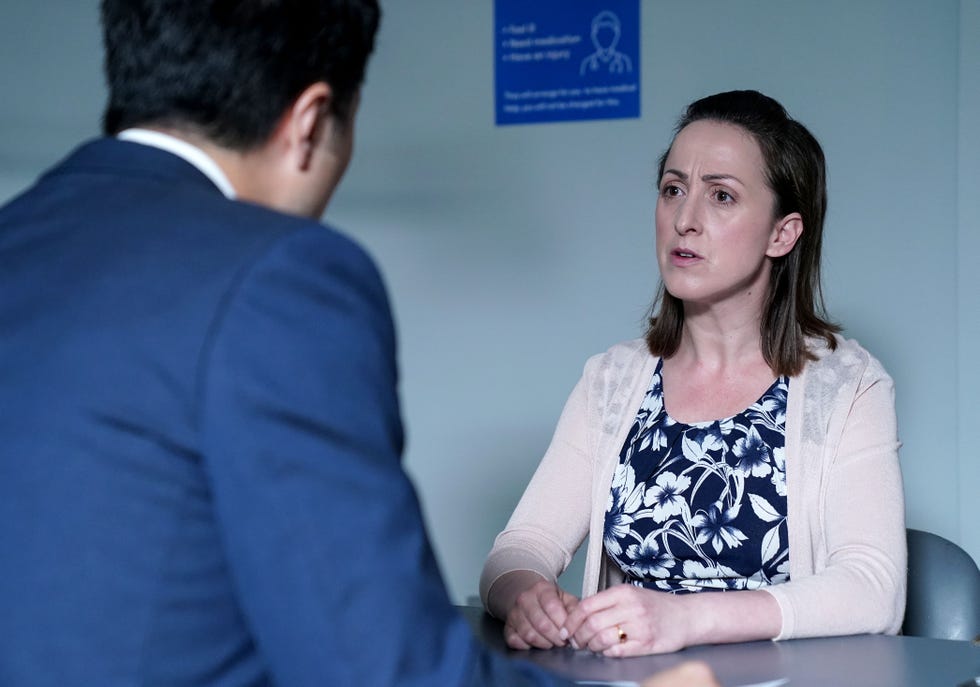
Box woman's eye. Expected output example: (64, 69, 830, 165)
(661, 184, 682, 198)
(713, 189, 734, 203)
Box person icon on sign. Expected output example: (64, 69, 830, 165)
(580, 10, 632, 76)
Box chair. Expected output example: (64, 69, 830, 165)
(902, 528, 980, 641)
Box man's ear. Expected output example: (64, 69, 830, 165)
(283, 81, 333, 171)
(767, 212, 804, 258)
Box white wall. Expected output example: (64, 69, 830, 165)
(958, 0, 980, 567)
(1, 1, 976, 604)
(337, 0, 977, 601)
(0, 1, 103, 184)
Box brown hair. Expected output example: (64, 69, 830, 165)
(645, 90, 839, 376)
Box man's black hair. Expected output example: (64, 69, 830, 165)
(101, 0, 380, 149)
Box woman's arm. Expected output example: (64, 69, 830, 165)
(480, 371, 596, 616)
(766, 357, 906, 639)
(479, 361, 606, 649)
(562, 585, 781, 655)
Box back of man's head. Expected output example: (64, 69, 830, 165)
(100, 0, 380, 151)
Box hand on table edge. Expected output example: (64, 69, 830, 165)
(490, 571, 581, 650)
(561, 584, 781, 656)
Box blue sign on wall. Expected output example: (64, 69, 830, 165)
(494, 0, 640, 126)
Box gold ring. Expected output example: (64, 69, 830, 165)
(616, 625, 628, 643)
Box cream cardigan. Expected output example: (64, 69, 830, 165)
(480, 337, 906, 640)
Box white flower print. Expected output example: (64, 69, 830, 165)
(691, 501, 748, 554)
(604, 365, 790, 594)
(624, 532, 675, 578)
(732, 425, 772, 478)
(770, 446, 787, 496)
(681, 559, 740, 579)
(638, 375, 664, 417)
(718, 417, 736, 435)
(748, 494, 782, 523)
(638, 426, 667, 453)
(678, 560, 742, 591)
(681, 427, 724, 464)
(748, 383, 787, 432)
(604, 463, 644, 556)
(643, 471, 691, 522)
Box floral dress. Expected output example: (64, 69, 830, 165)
(603, 359, 790, 593)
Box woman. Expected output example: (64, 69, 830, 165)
(480, 90, 906, 657)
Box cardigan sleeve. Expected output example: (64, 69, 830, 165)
(479, 366, 597, 617)
(764, 355, 907, 639)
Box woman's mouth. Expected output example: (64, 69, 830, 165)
(670, 248, 702, 265)
(672, 247, 701, 258)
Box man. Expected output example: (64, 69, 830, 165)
(0, 2, 716, 685)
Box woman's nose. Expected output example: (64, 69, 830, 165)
(674, 197, 702, 235)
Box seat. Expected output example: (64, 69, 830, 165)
(902, 528, 980, 641)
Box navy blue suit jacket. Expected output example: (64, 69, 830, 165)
(0, 139, 564, 686)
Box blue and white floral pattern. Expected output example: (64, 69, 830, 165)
(603, 360, 790, 593)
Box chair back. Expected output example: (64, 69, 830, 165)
(902, 528, 980, 641)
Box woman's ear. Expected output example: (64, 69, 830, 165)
(767, 212, 804, 258)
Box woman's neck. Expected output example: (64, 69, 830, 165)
(675, 305, 766, 374)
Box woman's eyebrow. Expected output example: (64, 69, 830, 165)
(663, 169, 745, 186)
(702, 173, 744, 185)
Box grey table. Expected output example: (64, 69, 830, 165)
(459, 606, 980, 687)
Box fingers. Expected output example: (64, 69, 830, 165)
(578, 608, 630, 653)
(563, 585, 687, 656)
(504, 580, 578, 650)
(562, 587, 624, 651)
(561, 585, 618, 640)
(640, 661, 720, 687)
(503, 617, 547, 650)
(558, 587, 581, 614)
(538, 584, 575, 632)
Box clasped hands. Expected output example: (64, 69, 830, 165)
(504, 579, 691, 657)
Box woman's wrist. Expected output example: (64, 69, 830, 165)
(679, 589, 781, 646)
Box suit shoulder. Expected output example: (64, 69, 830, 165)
(245, 209, 384, 290)
(163, 196, 385, 293)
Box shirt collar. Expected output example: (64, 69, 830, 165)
(116, 128, 237, 199)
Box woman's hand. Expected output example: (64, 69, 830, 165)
(561, 584, 693, 656)
(503, 579, 580, 650)
(562, 584, 781, 656)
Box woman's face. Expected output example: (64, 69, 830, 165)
(655, 120, 800, 313)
